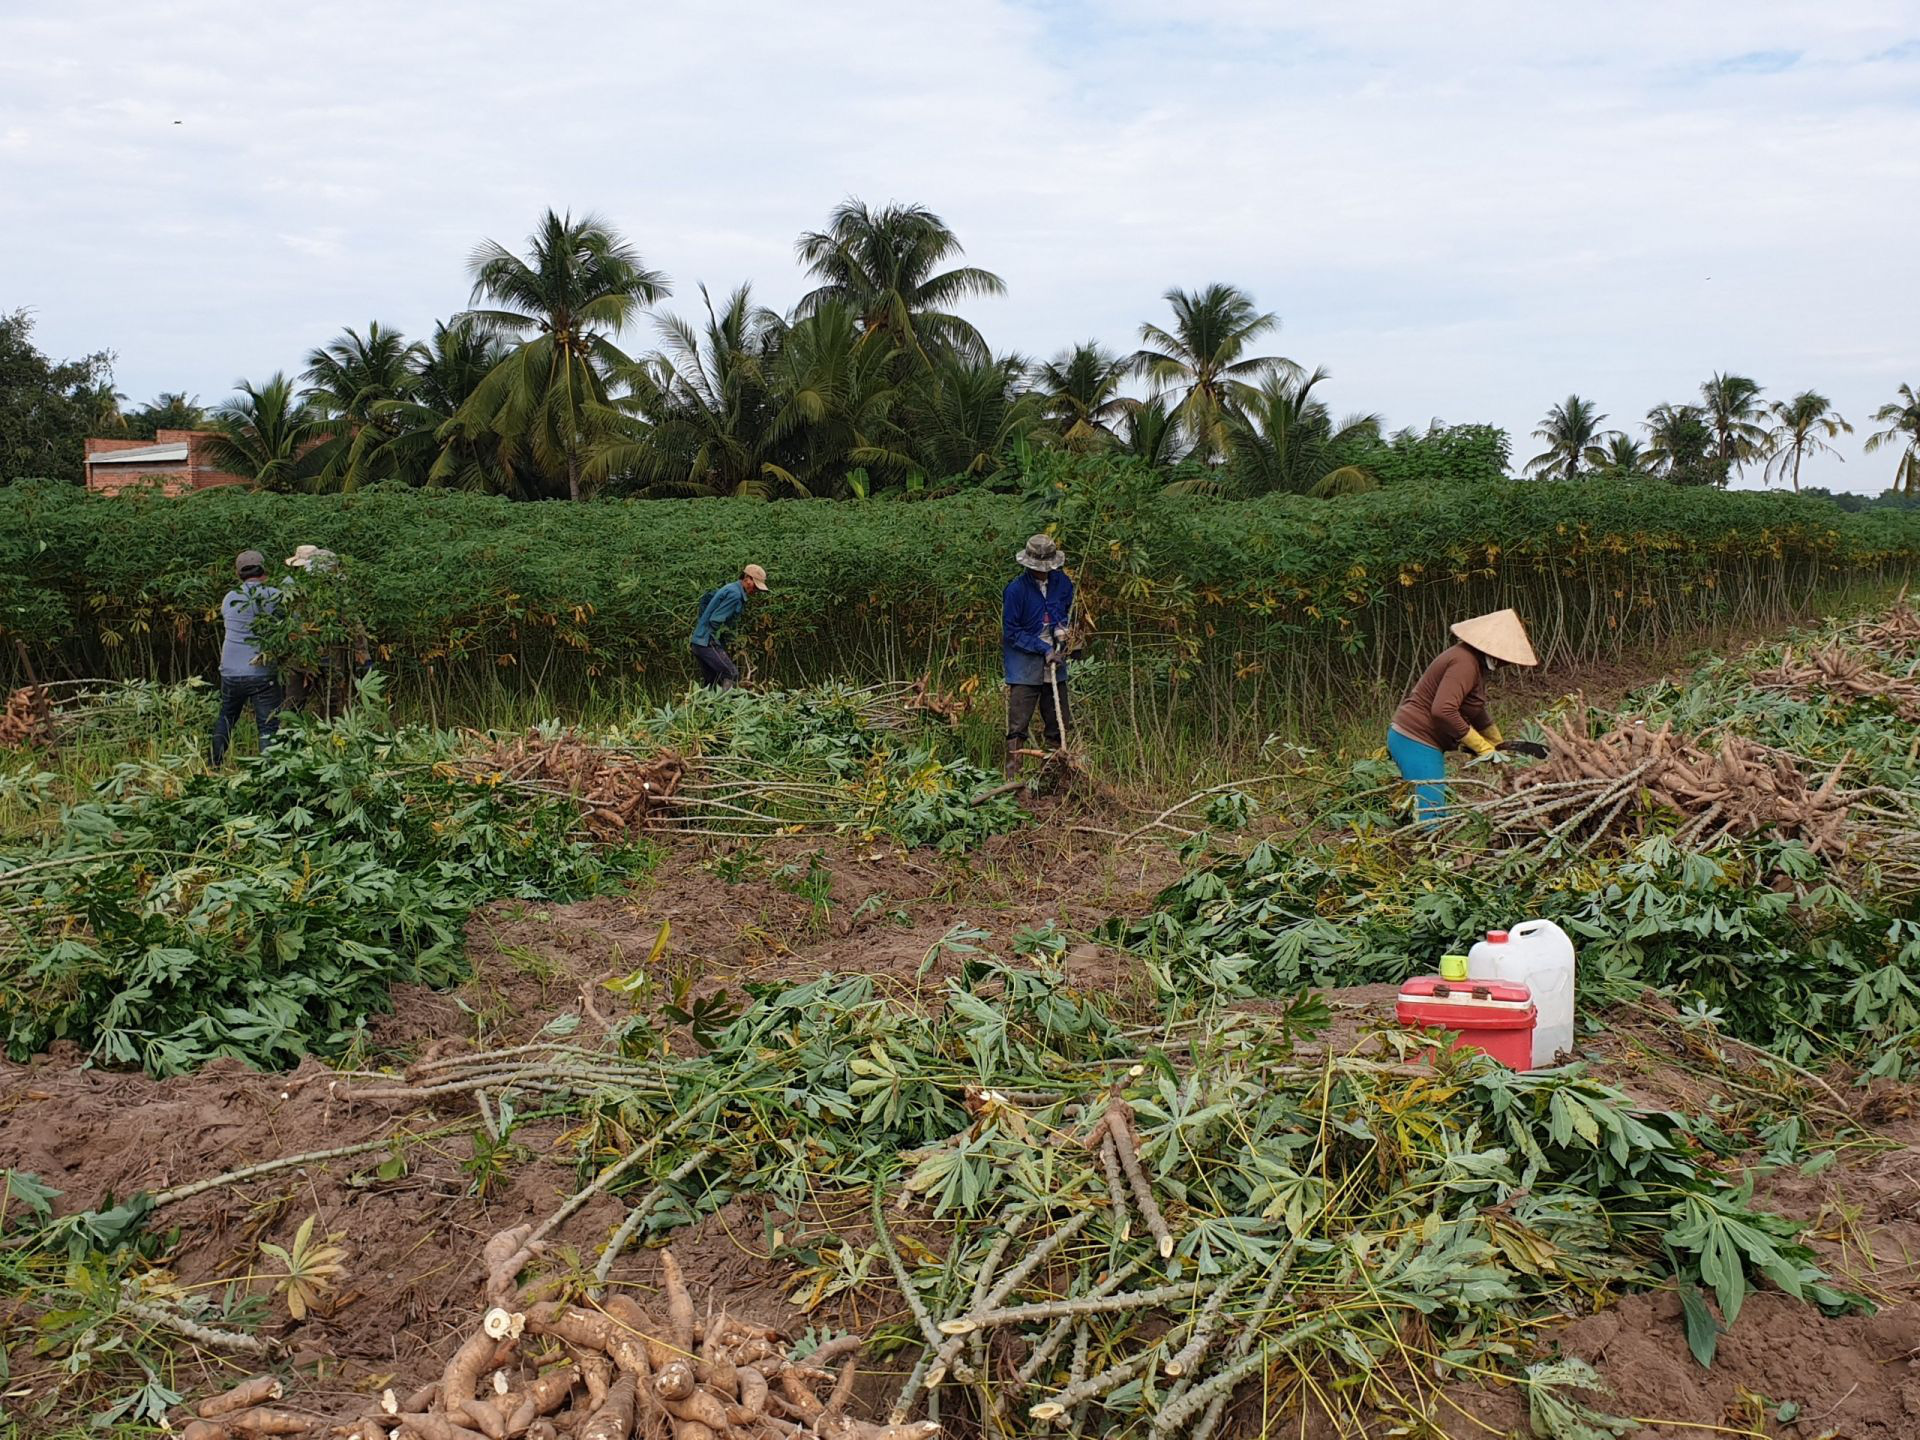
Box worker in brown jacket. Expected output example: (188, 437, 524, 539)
(1388, 608, 1546, 824)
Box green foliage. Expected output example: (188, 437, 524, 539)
(0, 677, 648, 1074)
(1123, 606, 1920, 1074)
(0, 310, 118, 484)
(4, 470, 1920, 744)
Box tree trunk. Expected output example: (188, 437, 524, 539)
(1791, 447, 1801, 494)
(567, 452, 581, 503)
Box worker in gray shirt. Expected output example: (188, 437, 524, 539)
(211, 549, 284, 764)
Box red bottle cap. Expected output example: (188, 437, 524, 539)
(1486, 929, 1509, 943)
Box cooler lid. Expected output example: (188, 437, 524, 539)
(1400, 975, 1534, 1005)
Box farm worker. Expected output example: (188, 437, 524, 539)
(210, 549, 284, 764)
(1002, 533, 1075, 779)
(690, 563, 769, 690)
(1388, 608, 1547, 824)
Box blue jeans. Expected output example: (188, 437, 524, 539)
(690, 643, 739, 690)
(212, 673, 283, 763)
(1388, 727, 1448, 826)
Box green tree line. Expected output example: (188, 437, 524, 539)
(12, 202, 1917, 501)
(1527, 376, 1920, 496)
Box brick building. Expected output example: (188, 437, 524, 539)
(83, 430, 250, 496)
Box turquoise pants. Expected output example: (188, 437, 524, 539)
(1388, 727, 1447, 826)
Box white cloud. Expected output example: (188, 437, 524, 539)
(0, 0, 1914, 491)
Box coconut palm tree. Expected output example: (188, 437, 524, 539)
(203, 375, 324, 491)
(371, 320, 522, 494)
(765, 301, 912, 496)
(795, 200, 1005, 364)
(1117, 395, 1187, 470)
(1031, 342, 1135, 453)
(1219, 369, 1382, 497)
(1132, 284, 1294, 462)
(907, 352, 1042, 482)
(301, 322, 425, 490)
(449, 210, 669, 500)
(1525, 395, 1607, 480)
(1698, 372, 1767, 480)
(128, 392, 207, 438)
(594, 284, 794, 498)
(1763, 391, 1852, 493)
(1587, 433, 1653, 479)
(1864, 383, 1920, 496)
(1643, 403, 1721, 485)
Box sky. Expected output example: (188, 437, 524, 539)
(2, 0, 1916, 493)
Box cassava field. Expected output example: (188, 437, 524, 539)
(6, 476, 1920, 1440)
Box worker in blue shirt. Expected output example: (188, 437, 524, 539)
(1002, 534, 1075, 778)
(690, 563, 769, 689)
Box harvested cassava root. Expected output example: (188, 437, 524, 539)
(307, 1229, 942, 1440)
(458, 729, 688, 841)
(0, 682, 53, 749)
(1752, 641, 1920, 720)
(1465, 709, 1863, 856)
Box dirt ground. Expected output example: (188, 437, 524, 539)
(5, 794, 1920, 1435)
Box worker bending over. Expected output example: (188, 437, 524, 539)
(1002, 533, 1075, 779)
(690, 563, 769, 690)
(1389, 608, 1545, 824)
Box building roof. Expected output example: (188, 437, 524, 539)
(88, 443, 190, 465)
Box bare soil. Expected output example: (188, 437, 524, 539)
(6, 637, 1920, 1435)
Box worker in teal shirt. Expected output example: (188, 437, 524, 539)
(690, 563, 769, 689)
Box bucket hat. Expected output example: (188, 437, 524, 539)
(234, 549, 268, 578)
(285, 543, 337, 571)
(1451, 609, 1539, 667)
(1015, 534, 1066, 571)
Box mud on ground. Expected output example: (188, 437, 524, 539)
(5, 824, 1920, 1437)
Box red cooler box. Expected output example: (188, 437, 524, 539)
(1396, 976, 1537, 1069)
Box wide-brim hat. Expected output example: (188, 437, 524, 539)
(1016, 533, 1066, 571)
(286, 544, 336, 570)
(1451, 609, 1539, 667)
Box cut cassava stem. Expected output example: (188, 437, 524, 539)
(923, 1208, 1093, 1390)
(147, 1125, 465, 1209)
(1097, 1129, 1132, 1241)
(591, 1146, 718, 1287)
(870, 1181, 944, 1351)
(116, 1290, 272, 1356)
(1102, 1100, 1175, 1259)
(941, 1277, 1213, 1335)
(1013, 1260, 1147, 1387)
(1161, 1263, 1250, 1377)
(1027, 1345, 1157, 1422)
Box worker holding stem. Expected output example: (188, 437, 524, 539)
(1389, 608, 1547, 824)
(1001, 533, 1075, 779)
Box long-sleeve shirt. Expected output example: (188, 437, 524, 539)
(219, 580, 281, 678)
(1002, 570, 1074, 686)
(1391, 643, 1492, 751)
(690, 581, 747, 647)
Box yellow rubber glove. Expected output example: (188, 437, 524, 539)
(1483, 724, 1503, 745)
(1461, 727, 1497, 756)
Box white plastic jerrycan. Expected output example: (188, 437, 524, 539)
(1467, 920, 1576, 1067)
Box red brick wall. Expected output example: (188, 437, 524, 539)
(83, 431, 250, 495)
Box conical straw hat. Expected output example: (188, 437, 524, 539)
(1450, 609, 1538, 667)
